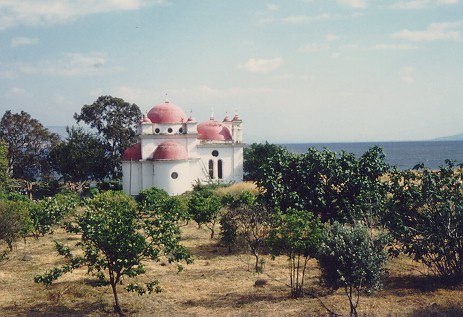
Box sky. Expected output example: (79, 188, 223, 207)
(0, 0, 462, 143)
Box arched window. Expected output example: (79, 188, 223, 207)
(209, 160, 214, 179)
(218, 159, 223, 179)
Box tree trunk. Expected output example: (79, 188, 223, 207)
(109, 271, 124, 316)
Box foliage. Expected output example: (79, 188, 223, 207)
(268, 208, 324, 297)
(29, 192, 79, 238)
(243, 142, 291, 182)
(0, 199, 31, 251)
(73, 96, 141, 179)
(254, 144, 390, 223)
(0, 110, 60, 182)
(383, 161, 463, 279)
(137, 187, 190, 223)
(0, 139, 8, 190)
(136, 187, 170, 214)
(35, 191, 191, 316)
(221, 191, 274, 272)
(188, 186, 222, 239)
(318, 222, 389, 317)
(48, 126, 111, 184)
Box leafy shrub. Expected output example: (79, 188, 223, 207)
(268, 208, 324, 297)
(35, 190, 191, 316)
(29, 191, 79, 238)
(188, 186, 222, 238)
(318, 222, 389, 317)
(384, 161, 463, 279)
(0, 199, 31, 250)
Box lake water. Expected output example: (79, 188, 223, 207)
(279, 141, 463, 170)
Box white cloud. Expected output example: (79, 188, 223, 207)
(325, 33, 341, 42)
(0, 0, 167, 31)
(4, 52, 120, 77)
(400, 66, 415, 83)
(338, 0, 368, 8)
(239, 57, 283, 73)
(5, 87, 26, 97)
(392, 21, 462, 41)
(373, 43, 417, 49)
(437, 0, 459, 3)
(391, 0, 459, 9)
(10, 36, 39, 47)
(390, 0, 430, 9)
(300, 43, 328, 53)
(281, 13, 330, 24)
(266, 3, 279, 11)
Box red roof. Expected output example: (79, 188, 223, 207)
(152, 141, 188, 160)
(122, 143, 142, 161)
(197, 119, 233, 141)
(147, 101, 186, 124)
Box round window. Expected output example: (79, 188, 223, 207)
(155, 128, 160, 133)
(171, 172, 178, 179)
(179, 128, 183, 133)
(212, 150, 219, 157)
(168, 128, 173, 133)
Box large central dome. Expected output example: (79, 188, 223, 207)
(147, 101, 187, 123)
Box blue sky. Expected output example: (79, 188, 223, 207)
(1, 0, 462, 143)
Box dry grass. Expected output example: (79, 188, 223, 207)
(1, 223, 463, 317)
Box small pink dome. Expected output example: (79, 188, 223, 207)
(232, 114, 241, 121)
(140, 115, 152, 123)
(223, 114, 231, 122)
(153, 141, 188, 160)
(197, 119, 233, 141)
(122, 143, 142, 161)
(147, 101, 186, 123)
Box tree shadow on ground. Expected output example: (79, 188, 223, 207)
(3, 300, 112, 317)
(384, 273, 462, 293)
(410, 304, 463, 317)
(182, 289, 283, 310)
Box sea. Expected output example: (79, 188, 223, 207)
(279, 141, 463, 170)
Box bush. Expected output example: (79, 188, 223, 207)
(221, 192, 273, 272)
(318, 222, 389, 317)
(268, 208, 324, 297)
(0, 199, 31, 250)
(29, 191, 79, 238)
(384, 161, 463, 279)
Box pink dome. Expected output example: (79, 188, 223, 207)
(223, 114, 231, 122)
(139, 115, 152, 124)
(147, 101, 186, 123)
(122, 143, 142, 161)
(197, 119, 233, 141)
(153, 141, 188, 160)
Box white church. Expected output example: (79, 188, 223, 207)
(121, 99, 244, 196)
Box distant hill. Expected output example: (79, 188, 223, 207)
(434, 133, 463, 141)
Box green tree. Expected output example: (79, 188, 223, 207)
(0, 199, 31, 251)
(383, 161, 463, 279)
(29, 192, 79, 238)
(35, 191, 191, 316)
(74, 96, 141, 179)
(268, 208, 324, 297)
(221, 191, 274, 272)
(0, 110, 60, 182)
(48, 126, 111, 186)
(189, 186, 222, 239)
(136, 187, 190, 224)
(255, 145, 389, 223)
(318, 222, 389, 317)
(243, 142, 290, 182)
(0, 139, 9, 190)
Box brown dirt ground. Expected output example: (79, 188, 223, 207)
(1, 223, 463, 317)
